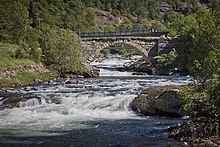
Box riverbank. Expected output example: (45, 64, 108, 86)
(130, 85, 220, 146)
(0, 43, 57, 88)
(167, 121, 220, 146)
(0, 64, 58, 88)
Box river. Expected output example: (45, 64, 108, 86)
(0, 56, 194, 146)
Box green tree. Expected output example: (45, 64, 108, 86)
(190, 8, 220, 83)
(40, 26, 83, 75)
(0, 0, 30, 43)
(185, 0, 220, 120)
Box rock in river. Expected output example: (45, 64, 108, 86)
(0, 93, 42, 110)
(130, 86, 183, 117)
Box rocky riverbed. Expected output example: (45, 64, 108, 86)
(167, 121, 220, 146)
(0, 56, 197, 146)
(0, 64, 50, 78)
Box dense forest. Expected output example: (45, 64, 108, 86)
(0, 0, 211, 74)
(0, 0, 216, 77)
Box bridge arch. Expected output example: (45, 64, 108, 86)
(82, 38, 158, 63)
(97, 39, 149, 58)
(79, 29, 168, 63)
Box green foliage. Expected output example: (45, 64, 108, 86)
(82, 0, 202, 21)
(100, 48, 110, 56)
(153, 49, 178, 66)
(180, 86, 209, 116)
(164, 11, 179, 24)
(0, 0, 30, 43)
(118, 18, 133, 30)
(0, 49, 36, 68)
(0, 72, 56, 87)
(153, 56, 166, 63)
(176, 0, 220, 121)
(40, 27, 83, 75)
(17, 40, 31, 59)
(189, 8, 220, 83)
(103, 44, 141, 56)
(169, 15, 199, 38)
(209, 79, 220, 119)
(0, 42, 19, 51)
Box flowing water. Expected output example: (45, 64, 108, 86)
(0, 56, 195, 147)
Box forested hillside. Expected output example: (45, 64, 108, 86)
(0, 0, 212, 76)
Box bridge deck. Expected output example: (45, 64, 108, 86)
(78, 29, 168, 38)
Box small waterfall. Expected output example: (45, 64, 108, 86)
(19, 98, 41, 108)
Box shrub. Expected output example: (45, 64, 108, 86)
(40, 26, 84, 75)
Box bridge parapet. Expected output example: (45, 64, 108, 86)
(78, 29, 168, 38)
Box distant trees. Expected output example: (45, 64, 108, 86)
(0, 0, 30, 44)
(0, 0, 90, 74)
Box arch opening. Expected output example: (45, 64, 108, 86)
(100, 43, 144, 57)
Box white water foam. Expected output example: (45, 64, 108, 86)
(91, 55, 143, 77)
(0, 55, 195, 137)
(19, 98, 41, 108)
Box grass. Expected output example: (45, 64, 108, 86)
(0, 42, 19, 51)
(0, 42, 57, 87)
(0, 72, 56, 87)
(0, 48, 36, 68)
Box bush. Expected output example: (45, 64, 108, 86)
(40, 26, 83, 75)
(31, 48, 42, 63)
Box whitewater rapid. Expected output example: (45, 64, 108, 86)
(0, 56, 195, 146)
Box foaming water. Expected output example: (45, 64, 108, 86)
(19, 98, 41, 108)
(0, 56, 195, 146)
(91, 55, 143, 77)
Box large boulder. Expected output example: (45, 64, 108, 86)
(124, 60, 155, 75)
(130, 86, 183, 117)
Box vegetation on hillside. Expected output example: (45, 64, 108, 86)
(169, 0, 220, 121)
(0, 0, 88, 75)
(0, 44, 56, 87)
(40, 27, 83, 75)
(0, 43, 36, 68)
(0, 0, 210, 74)
(101, 44, 142, 56)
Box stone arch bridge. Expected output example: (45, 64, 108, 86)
(78, 29, 169, 63)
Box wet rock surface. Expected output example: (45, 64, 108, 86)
(124, 60, 155, 75)
(82, 63, 100, 78)
(0, 92, 42, 110)
(130, 86, 183, 117)
(167, 121, 220, 147)
(125, 60, 186, 76)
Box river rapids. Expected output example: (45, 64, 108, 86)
(0, 56, 195, 146)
